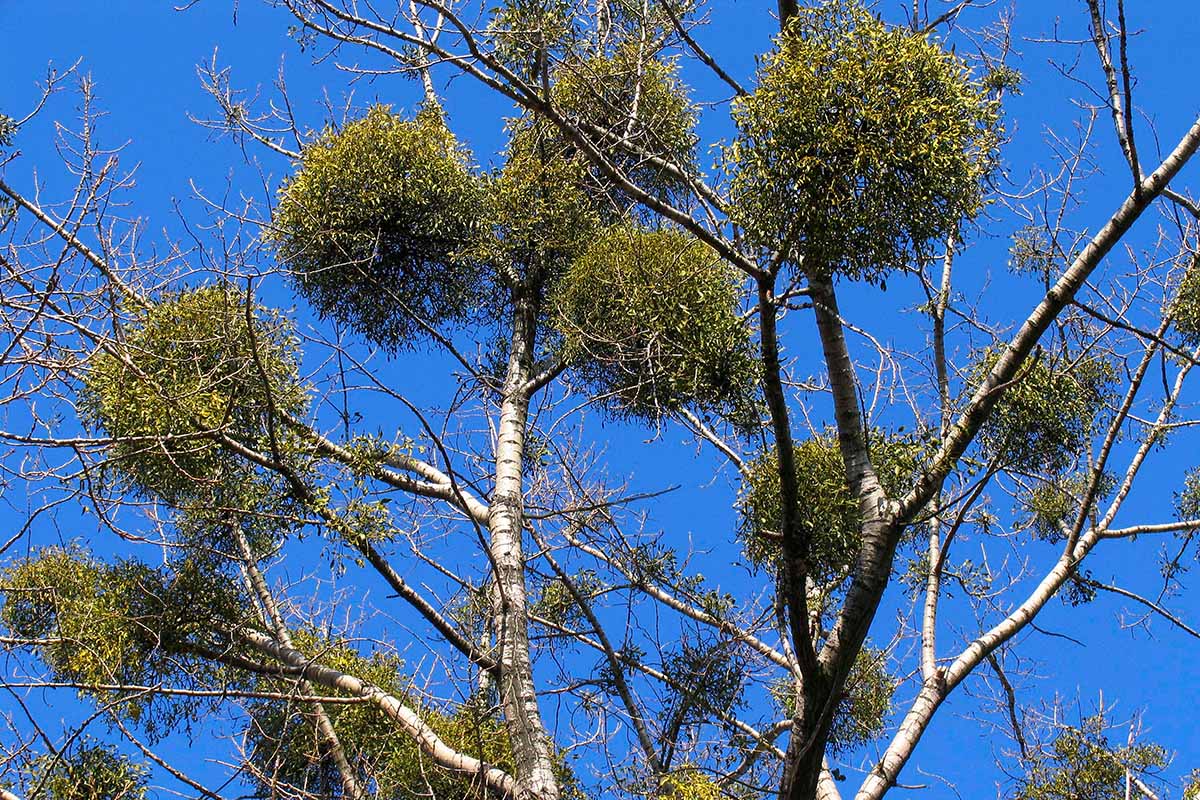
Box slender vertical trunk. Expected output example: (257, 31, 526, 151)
(922, 238, 955, 683)
(490, 290, 559, 800)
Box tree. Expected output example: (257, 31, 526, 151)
(1, 0, 1199, 798)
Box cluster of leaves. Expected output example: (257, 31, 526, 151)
(553, 224, 757, 421)
(660, 766, 723, 800)
(826, 646, 895, 756)
(738, 433, 921, 579)
(727, 0, 997, 279)
(247, 633, 523, 799)
(0, 546, 244, 721)
(1169, 252, 1200, 346)
(488, 0, 577, 78)
(1009, 225, 1058, 280)
(79, 284, 306, 504)
(15, 740, 148, 800)
(660, 637, 747, 732)
(771, 646, 895, 756)
(1025, 473, 1115, 542)
(975, 350, 1115, 474)
(546, 42, 698, 212)
(1176, 466, 1200, 521)
(0, 112, 15, 148)
(533, 568, 604, 630)
(474, 132, 598, 286)
(271, 104, 486, 351)
(1012, 714, 1166, 800)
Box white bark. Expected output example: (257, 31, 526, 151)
(488, 297, 560, 800)
(240, 628, 519, 797)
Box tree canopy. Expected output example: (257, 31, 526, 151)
(2, 1, 1200, 799)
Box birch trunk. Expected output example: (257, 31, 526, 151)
(489, 290, 559, 799)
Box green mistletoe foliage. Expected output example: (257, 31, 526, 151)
(1012, 714, 1166, 800)
(727, 0, 996, 279)
(80, 284, 305, 504)
(271, 105, 486, 350)
(827, 646, 895, 756)
(475, 136, 599, 283)
(0, 547, 243, 715)
(739, 434, 920, 579)
(537, 43, 698, 213)
(661, 767, 723, 800)
(552, 224, 756, 420)
(1176, 467, 1200, 521)
(1169, 253, 1200, 346)
(975, 350, 1114, 474)
(772, 645, 895, 756)
(0, 112, 16, 148)
(489, 0, 577, 78)
(20, 741, 148, 800)
(1026, 473, 1115, 542)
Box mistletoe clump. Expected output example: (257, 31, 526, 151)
(739, 434, 920, 579)
(1169, 253, 1200, 345)
(271, 105, 486, 350)
(19, 741, 148, 800)
(80, 285, 305, 503)
(975, 350, 1114, 474)
(1014, 713, 1166, 800)
(247, 633, 580, 798)
(543, 43, 698, 212)
(474, 137, 599, 283)
(552, 224, 756, 420)
(727, 0, 997, 279)
(771, 645, 895, 755)
(0, 547, 243, 707)
(661, 767, 723, 800)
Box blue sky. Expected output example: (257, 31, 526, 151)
(3, 0, 1200, 797)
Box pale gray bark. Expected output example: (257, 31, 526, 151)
(488, 293, 559, 800)
(239, 628, 519, 797)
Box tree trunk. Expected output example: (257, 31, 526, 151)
(490, 290, 559, 800)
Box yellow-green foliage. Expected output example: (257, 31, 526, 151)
(1012, 714, 1166, 800)
(1, 548, 159, 689)
(1176, 467, 1200, 521)
(827, 646, 894, 755)
(489, 0, 577, 78)
(247, 634, 518, 799)
(1026, 473, 1113, 542)
(975, 350, 1114, 474)
(727, 0, 996, 279)
(771, 645, 895, 756)
(739, 434, 920, 578)
(661, 766, 724, 800)
(1009, 225, 1057, 279)
(1169, 254, 1200, 346)
(271, 105, 486, 350)
(1027, 480, 1077, 542)
(546, 43, 697, 211)
(21, 741, 148, 800)
(474, 137, 599, 281)
(0, 547, 242, 704)
(0, 112, 15, 148)
(552, 224, 756, 420)
(80, 285, 305, 503)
